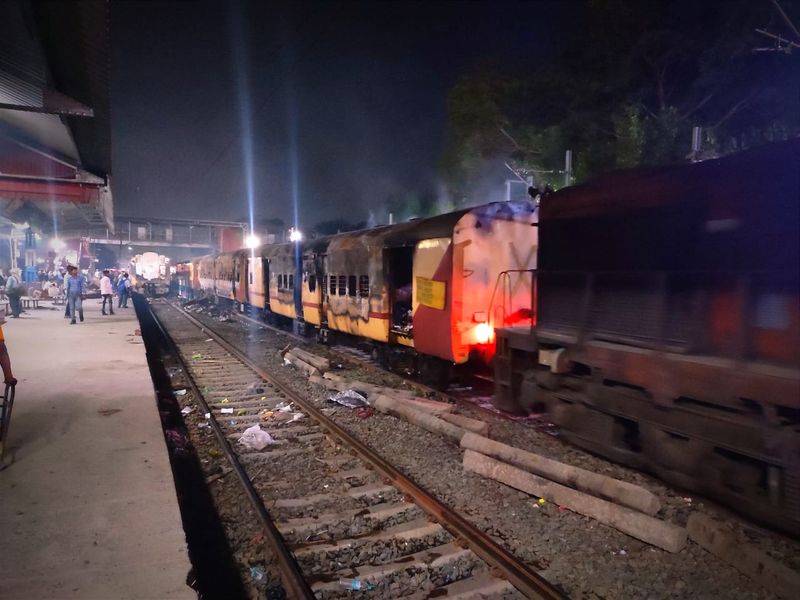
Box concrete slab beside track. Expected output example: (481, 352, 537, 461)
(0, 299, 193, 600)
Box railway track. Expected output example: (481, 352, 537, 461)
(150, 299, 565, 599)
(224, 308, 519, 426)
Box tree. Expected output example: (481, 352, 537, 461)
(440, 0, 800, 196)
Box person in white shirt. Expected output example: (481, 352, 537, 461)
(100, 270, 114, 316)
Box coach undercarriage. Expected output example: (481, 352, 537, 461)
(495, 336, 800, 535)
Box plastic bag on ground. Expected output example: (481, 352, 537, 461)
(238, 425, 276, 451)
(328, 389, 369, 408)
(289, 412, 305, 423)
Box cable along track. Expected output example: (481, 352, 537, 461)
(151, 300, 564, 600)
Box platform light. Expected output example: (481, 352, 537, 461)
(127, 246, 133, 251)
(245, 234, 261, 249)
(289, 228, 303, 242)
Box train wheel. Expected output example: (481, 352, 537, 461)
(419, 357, 452, 389)
(371, 345, 389, 368)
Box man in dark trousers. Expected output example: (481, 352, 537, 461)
(65, 266, 85, 325)
(100, 270, 114, 315)
(4, 269, 23, 319)
(117, 272, 130, 308)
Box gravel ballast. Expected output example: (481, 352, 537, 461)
(157, 300, 800, 600)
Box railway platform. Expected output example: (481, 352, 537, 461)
(0, 299, 193, 599)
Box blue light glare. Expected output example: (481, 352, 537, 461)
(283, 39, 301, 235)
(228, 0, 256, 241)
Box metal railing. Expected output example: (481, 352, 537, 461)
(486, 269, 536, 333)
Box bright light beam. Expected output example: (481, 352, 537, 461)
(282, 31, 301, 239)
(228, 0, 257, 239)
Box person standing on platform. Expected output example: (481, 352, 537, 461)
(117, 272, 127, 308)
(119, 273, 131, 308)
(4, 269, 23, 319)
(66, 266, 85, 325)
(100, 270, 114, 316)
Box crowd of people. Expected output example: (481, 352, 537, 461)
(0, 267, 134, 324)
(0, 266, 137, 422)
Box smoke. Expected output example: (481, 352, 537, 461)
(366, 210, 378, 228)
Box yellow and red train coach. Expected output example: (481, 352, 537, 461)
(190, 200, 537, 366)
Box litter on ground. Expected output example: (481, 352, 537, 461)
(239, 425, 276, 451)
(328, 389, 369, 408)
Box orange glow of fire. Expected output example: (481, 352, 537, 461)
(475, 322, 494, 344)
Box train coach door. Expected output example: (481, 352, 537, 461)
(232, 258, 239, 304)
(244, 255, 251, 306)
(386, 246, 415, 343)
(319, 253, 331, 342)
(263, 258, 271, 314)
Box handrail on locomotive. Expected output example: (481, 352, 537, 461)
(486, 268, 537, 335)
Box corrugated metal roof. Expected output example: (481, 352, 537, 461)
(0, 0, 111, 178)
(32, 0, 112, 177)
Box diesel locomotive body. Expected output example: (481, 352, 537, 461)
(495, 139, 800, 534)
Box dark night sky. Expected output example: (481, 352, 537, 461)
(111, 0, 576, 226)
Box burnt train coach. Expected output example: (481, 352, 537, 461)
(192, 200, 537, 374)
(305, 201, 537, 370)
(494, 139, 800, 533)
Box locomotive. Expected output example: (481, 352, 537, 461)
(185, 200, 538, 379)
(494, 139, 800, 534)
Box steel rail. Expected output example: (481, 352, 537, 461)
(168, 300, 567, 600)
(148, 301, 316, 600)
(231, 310, 517, 424)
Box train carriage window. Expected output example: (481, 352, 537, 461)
(348, 275, 357, 297)
(288, 274, 294, 289)
(359, 275, 369, 297)
(330, 275, 337, 295)
(338, 275, 347, 296)
(309, 275, 317, 292)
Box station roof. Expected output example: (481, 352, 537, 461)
(0, 0, 113, 232)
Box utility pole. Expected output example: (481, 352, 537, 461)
(690, 126, 702, 162)
(564, 150, 573, 187)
